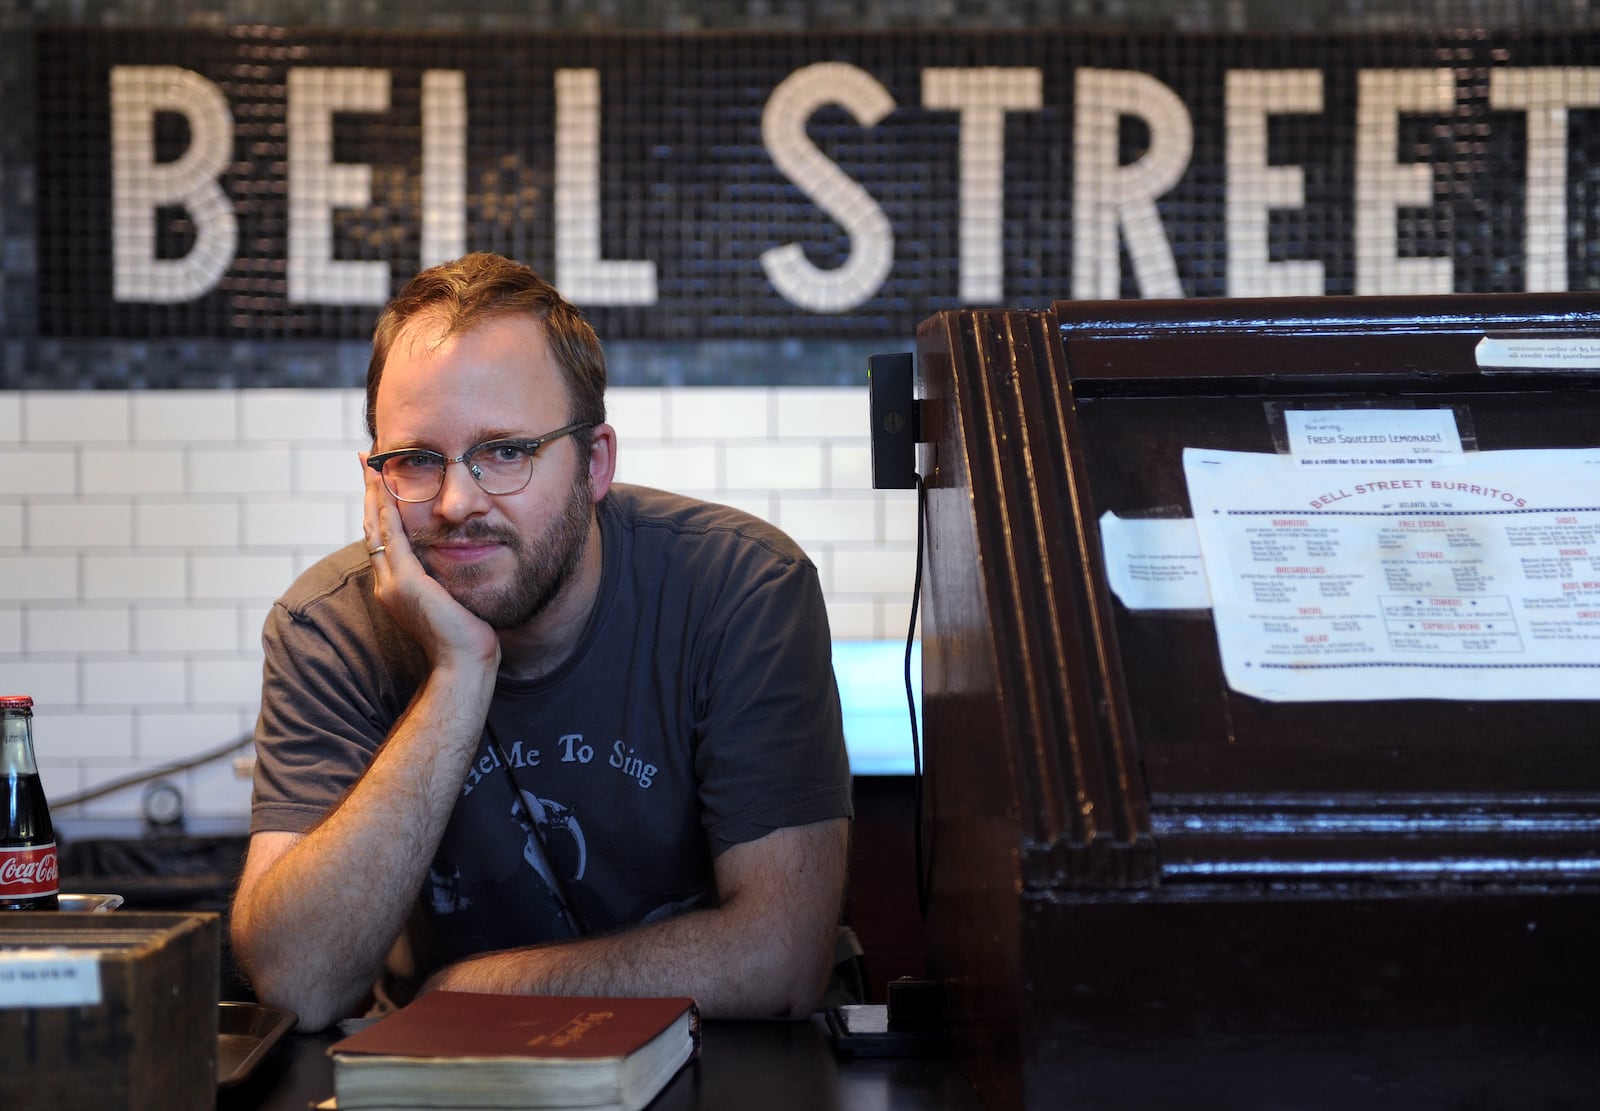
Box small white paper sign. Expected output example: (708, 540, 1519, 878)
(0, 949, 104, 1008)
(1476, 336, 1600, 369)
(1285, 409, 1463, 467)
(1099, 512, 1212, 611)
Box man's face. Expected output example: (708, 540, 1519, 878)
(372, 312, 600, 629)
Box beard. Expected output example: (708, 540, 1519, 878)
(410, 472, 595, 629)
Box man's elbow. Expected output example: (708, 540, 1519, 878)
(773, 968, 833, 1019)
(765, 904, 850, 1016)
(770, 990, 821, 1021)
(249, 968, 362, 1032)
(231, 919, 359, 1032)
(756, 940, 837, 1020)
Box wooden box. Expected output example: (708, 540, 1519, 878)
(913, 294, 1600, 1109)
(0, 911, 220, 1110)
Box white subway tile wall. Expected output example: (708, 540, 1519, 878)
(0, 386, 920, 822)
(0, 396, 19, 442)
(0, 607, 19, 654)
(25, 393, 132, 442)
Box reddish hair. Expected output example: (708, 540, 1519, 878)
(365, 253, 606, 447)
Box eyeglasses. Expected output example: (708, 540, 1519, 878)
(367, 422, 593, 503)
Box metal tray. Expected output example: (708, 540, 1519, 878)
(218, 1001, 297, 1088)
(58, 892, 125, 912)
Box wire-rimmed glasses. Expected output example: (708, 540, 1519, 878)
(366, 421, 593, 503)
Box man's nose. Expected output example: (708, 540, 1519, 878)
(432, 458, 493, 521)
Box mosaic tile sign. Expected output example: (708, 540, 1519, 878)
(33, 27, 1600, 342)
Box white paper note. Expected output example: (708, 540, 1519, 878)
(1475, 335, 1600, 369)
(1099, 512, 1211, 611)
(1284, 408, 1464, 467)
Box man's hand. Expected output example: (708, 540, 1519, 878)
(361, 453, 500, 674)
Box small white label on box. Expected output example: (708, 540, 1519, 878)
(0, 948, 104, 1008)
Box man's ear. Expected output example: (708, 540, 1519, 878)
(586, 422, 617, 502)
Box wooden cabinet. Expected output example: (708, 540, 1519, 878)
(913, 294, 1600, 1108)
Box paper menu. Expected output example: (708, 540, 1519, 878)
(1181, 446, 1600, 702)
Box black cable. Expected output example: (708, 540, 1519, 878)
(52, 732, 256, 810)
(906, 472, 929, 922)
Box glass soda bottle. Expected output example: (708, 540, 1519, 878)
(1, 695, 59, 911)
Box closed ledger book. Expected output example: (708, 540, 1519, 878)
(326, 991, 700, 1111)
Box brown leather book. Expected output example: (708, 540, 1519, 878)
(327, 992, 700, 1110)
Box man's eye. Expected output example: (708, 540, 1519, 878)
(484, 443, 532, 464)
(392, 452, 440, 472)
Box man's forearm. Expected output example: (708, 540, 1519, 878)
(426, 905, 827, 1019)
(423, 819, 851, 1019)
(232, 667, 494, 1030)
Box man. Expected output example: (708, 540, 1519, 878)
(231, 253, 853, 1032)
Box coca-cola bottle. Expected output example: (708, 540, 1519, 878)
(1, 695, 59, 911)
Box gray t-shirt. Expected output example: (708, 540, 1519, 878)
(250, 484, 852, 969)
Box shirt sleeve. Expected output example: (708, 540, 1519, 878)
(689, 548, 854, 854)
(249, 572, 424, 836)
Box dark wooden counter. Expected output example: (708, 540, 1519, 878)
(217, 1013, 983, 1111)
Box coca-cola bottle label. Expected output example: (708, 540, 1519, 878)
(0, 842, 59, 898)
